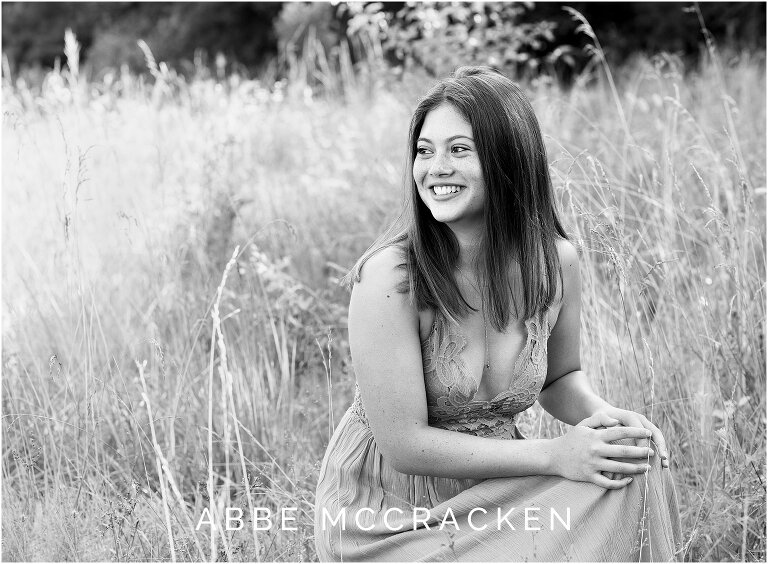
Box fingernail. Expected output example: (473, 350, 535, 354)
(627, 477, 633, 483)
(645, 430, 651, 437)
(649, 449, 655, 456)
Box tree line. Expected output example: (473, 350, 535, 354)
(2, 2, 765, 78)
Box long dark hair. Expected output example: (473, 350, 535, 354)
(345, 66, 568, 330)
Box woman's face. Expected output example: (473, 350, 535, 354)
(413, 102, 486, 231)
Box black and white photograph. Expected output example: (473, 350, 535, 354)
(2, 1, 766, 561)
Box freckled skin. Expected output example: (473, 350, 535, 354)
(413, 103, 486, 231)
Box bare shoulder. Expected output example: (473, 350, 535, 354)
(355, 245, 408, 292)
(350, 244, 416, 328)
(553, 237, 581, 304)
(555, 237, 579, 268)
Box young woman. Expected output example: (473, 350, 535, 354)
(314, 66, 682, 561)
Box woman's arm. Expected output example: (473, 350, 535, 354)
(539, 370, 612, 426)
(350, 246, 652, 485)
(538, 240, 670, 467)
(538, 239, 610, 424)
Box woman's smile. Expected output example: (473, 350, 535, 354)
(430, 183, 466, 199)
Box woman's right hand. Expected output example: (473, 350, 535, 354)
(550, 413, 654, 489)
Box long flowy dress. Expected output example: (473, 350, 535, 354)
(314, 308, 683, 561)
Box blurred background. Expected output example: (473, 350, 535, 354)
(3, 2, 766, 78)
(2, 2, 766, 562)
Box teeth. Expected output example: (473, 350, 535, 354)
(433, 185, 462, 195)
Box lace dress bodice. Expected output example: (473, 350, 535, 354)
(350, 308, 551, 439)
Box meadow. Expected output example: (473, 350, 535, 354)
(2, 30, 766, 561)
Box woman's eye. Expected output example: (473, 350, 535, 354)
(452, 146, 469, 154)
(416, 147, 432, 155)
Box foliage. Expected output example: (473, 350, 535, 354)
(274, 2, 343, 56)
(344, 2, 563, 78)
(539, 2, 766, 61)
(1, 2, 283, 74)
(2, 2, 765, 79)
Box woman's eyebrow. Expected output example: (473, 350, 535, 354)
(417, 134, 475, 143)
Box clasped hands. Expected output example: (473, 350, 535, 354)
(552, 408, 670, 490)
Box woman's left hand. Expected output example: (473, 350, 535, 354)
(590, 407, 670, 468)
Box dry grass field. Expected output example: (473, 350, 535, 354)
(2, 33, 766, 561)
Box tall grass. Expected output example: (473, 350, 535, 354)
(2, 29, 765, 561)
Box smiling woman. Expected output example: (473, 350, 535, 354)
(313, 66, 682, 561)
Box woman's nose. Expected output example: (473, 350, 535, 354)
(429, 151, 452, 176)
